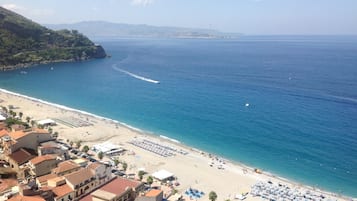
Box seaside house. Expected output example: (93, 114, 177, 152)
(28, 155, 59, 177)
(80, 177, 144, 201)
(87, 162, 113, 186)
(64, 168, 96, 199)
(135, 189, 163, 201)
(38, 141, 70, 160)
(7, 194, 47, 201)
(52, 160, 81, 176)
(6, 148, 37, 178)
(36, 173, 58, 187)
(46, 176, 75, 201)
(0, 129, 52, 154)
(72, 158, 89, 168)
(51, 183, 75, 201)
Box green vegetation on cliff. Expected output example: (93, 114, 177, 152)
(0, 7, 106, 70)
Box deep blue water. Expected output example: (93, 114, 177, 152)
(1, 36, 357, 197)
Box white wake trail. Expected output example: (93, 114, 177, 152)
(112, 65, 160, 84)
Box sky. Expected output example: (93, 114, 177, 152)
(1, 0, 357, 35)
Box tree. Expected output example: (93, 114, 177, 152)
(53, 131, 59, 138)
(69, 141, 74, 147)
(98, 151, 104, 160)
(75, 140, 82, 148)
(30, 120, 35, 127)
(19, 112, 23, 119)
(26, 116, 31, 123)
(209, 191, 217, 201)
(122, 162, 128, 171)
(48, 127, 53, 134)
(82, 145, 89, 153)
(138, 170, 145, 180)
(114, 159, 119, 166)
(146, 176, 153, 185)
(1, 106, 7, 113)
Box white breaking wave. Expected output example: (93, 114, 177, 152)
(112, 65, 159, 84)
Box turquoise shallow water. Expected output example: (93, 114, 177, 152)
(0, 36, 357, 197)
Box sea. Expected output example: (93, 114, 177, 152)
(0, 36, 356, 197)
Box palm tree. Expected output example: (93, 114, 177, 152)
(114, 159, 119, 166)
(122, 162, 128, 171)
(98, 151, 104, 160)
(76, 140, 82, 148)
(30, 120, 35, 127)
(138, 170, 145, 180)
(82, 145, 90, 153)
(1, 106, 8, 113)
(147, 176, 153, 186)
(209, 191, 217, 201)
(18, 112, 23, 119)
(53, 131, 59, 138)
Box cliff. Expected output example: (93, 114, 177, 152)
(0, 7, 107, 70)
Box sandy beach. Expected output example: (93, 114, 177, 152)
(0, 89, 350, 201)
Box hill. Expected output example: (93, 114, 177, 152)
(0, 7, 106, 71)
(46, 21, 241, 39)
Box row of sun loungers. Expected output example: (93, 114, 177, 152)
(251, 181, 335, 201)
(53, 117, 93, 128)
(129, 139, 176, 157)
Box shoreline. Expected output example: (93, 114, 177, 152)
(0, 87, 353, 200)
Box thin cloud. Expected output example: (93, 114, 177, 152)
(1, 4, 26, 11)
(1, 3, 54, 17)
(131, 0, 154, 6)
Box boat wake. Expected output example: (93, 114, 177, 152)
(112, 65, 159, 84)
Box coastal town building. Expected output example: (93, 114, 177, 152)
(36, 173, 58, 187)
(0, 129, 52, 154)
(28, 154, 59, 177)
(135, 189, 163, 201)
(80, 177, 144, 201)
(64, 168, 97, 199)
(6, 148, 36, 178)
(52, 160, 81, 176)
(51, 183, 75, 201)
(87, 162, 113, 186)
(38, 141, 70, 160)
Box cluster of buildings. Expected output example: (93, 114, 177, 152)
(0, 115, 165, 201)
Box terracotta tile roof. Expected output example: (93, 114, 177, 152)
(8, 195, 46, 201)
(9, 130, 27, 140)
(87, 162, 102, 170)
(0, 129, 9, 137)
(36, 173, 57, 183)
(52, 160, 80, 175)
(99, 177, 142, 196)
(34, 128, 49, 134)
(64, 168, 94, 186)
(80, 178, 143, 201)
(48, 176, 66, 185)
(30, 155, 57, 165)
(8, 148, 37, 165)
(145, 189, 163, 197)
(51, 184, 73, 198)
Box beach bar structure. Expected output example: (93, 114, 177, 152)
(37, 119, 56, 127)
(152, 169, 174, 182)
(92, 141, 124, 155)
(0, 114, 6, 121)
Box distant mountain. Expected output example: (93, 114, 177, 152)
(0, 7, 106, 71)
(46, 21, 241, 39)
